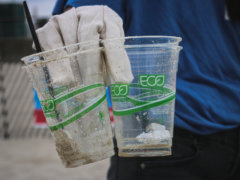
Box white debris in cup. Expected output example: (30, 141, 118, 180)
(136, 123, 170, 144)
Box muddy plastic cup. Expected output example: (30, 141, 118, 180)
(21, 42, 114, 167)
(104, 36, 182, 157)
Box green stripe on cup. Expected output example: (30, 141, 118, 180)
(55, 83, 104, 105)
(113, 93, 175, 116)
(45, 103, 85, 119)
(49, 94, 106, 131)
(130, 83, 172, 93)
(62, 103, 85, 119)
(112, 96, 148, 106)
(44, 112, 57, 118)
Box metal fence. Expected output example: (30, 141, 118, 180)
(0, 62, 51, 139)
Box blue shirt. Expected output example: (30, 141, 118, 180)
(53, 0, 240, 135)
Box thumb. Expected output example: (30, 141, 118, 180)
(35, 20, 64, 51)
(101, 6, 133, 84)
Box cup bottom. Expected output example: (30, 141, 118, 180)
(118, 144, 171, 157)
(64, 148, 114, 168)
(53, 129, 114, 168)
(117, 138, 172, 157)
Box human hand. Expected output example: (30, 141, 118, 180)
(35, 5, 133, 86)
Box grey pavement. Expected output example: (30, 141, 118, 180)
(0, 139, 110, 180)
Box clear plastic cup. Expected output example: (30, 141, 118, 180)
(104, 36, 182, 157)
(21, 42, 114, 167)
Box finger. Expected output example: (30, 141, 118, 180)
(101, 6, 133, 84)
(53, 8, 79, 52)
(36, 21, 64, 50)
(76, 6, 103, 45)
(76, 6, 104, 85)
(35, 16, 75, 85)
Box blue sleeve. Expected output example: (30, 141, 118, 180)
(52, 0, 104, 15)
(52, 0, 125, 21)
(52, 0, 68, 15)
(65, 0, 104, 8)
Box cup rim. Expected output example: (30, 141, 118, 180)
(124, 44, 183, 50)
(102, 35, 182, 44)
(102, 35, 182, 49)
(22, 36, 182, 64)
(21, 40, 100, 64)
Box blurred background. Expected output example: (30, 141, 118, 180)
(0, 0, 110, 179)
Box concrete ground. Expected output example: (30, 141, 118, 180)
(0, 139, 110, 180)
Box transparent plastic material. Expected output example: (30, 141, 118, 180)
(104, 36, 182, 157)
(22, 42, 114, 167)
